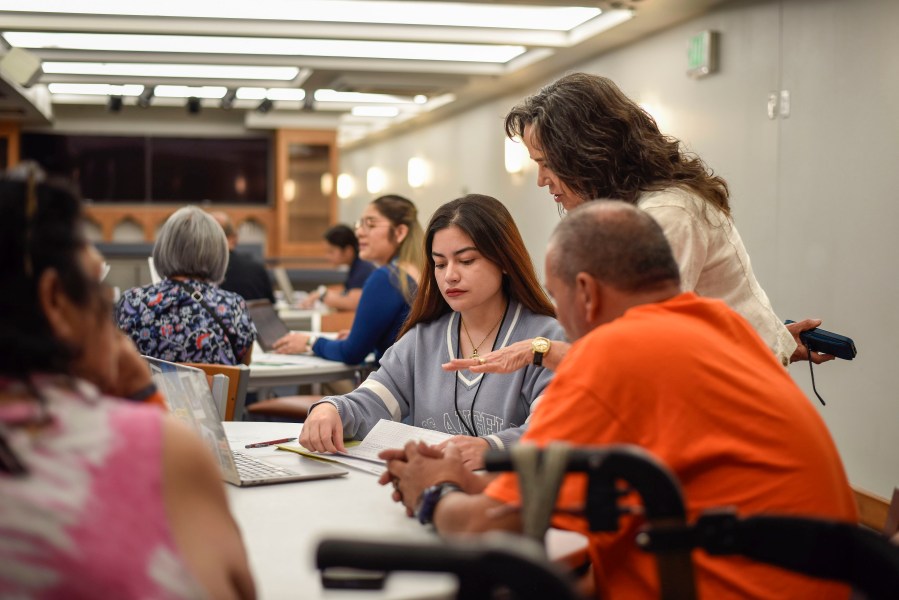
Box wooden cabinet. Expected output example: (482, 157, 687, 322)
(274, 129, 338, 258)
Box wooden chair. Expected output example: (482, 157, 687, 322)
(181, 362, 250, 421)
(247, 395, 321, 422)
(320, 310, 355, 333)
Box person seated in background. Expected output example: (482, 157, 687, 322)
(300, 224, 376, 311)
(0, 171, 254, 599)
(273, 195, 423, 365)
(116, 206, 256, 366)
(211, 211, 275, 304)
(383, 201, 857, 600)
(300, 195, 564, 469)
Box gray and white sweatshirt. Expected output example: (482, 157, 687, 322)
(314, 300, 565, 449)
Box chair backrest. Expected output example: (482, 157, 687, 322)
(316, 534, 584, 600)
(181, 362, 250, 421)
(485, 446, 899, 600)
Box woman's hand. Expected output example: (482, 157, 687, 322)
(298, 403, 346, 453)
(443, 339, 570, 374)
(272, 332, 311, 354)
(787, 318, 836, 364)
(436, 436, 489, 470)
(110, 332, 154, 398)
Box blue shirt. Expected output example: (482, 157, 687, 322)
(312, 265, 415, 364)
(116, 279, 256, 365)
(344, 256, 376, 291)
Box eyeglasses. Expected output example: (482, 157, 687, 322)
(354, 217, 391, 232)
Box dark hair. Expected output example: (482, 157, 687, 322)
(0, 172, 95, 376)
(549, 200, 680, 293)
(324, 224, 359, 256)
(370, 194, 424, 302)
(505, 72, 730, 214)
(399, 194, 554, 338)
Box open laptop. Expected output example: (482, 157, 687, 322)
(145, 356, 347, 486)
(247, 299, 291, 352)
(272, 266, 296, 302)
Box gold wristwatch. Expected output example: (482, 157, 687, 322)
(531, 337, 551, 366)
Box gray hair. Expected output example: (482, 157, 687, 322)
(548, 201, 680, 292)
(153, 206, 229, 284)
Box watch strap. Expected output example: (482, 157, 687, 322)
(416, 482, 463, 525)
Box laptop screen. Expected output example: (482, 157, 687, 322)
(247, 299, 291, 352)
(145, 356, 242, 484)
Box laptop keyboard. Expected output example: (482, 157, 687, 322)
(232, 452, 296, 482)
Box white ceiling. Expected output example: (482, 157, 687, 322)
(0, 0, 734, 147)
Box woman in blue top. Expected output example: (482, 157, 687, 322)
(273, 195, 424, 364)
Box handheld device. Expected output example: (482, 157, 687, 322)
(785, 320, 857, 360)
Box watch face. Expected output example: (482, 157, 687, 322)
(533, 338, 550, 353)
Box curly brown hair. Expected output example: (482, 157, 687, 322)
(505, 72, 730, 215)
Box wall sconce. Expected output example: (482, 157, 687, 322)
(320, 172, 334, 196)
(186, 96, 201, 115)
(407, 157, 430, 189)
(283, 179, 297, 203)
(366, 167, 387, 195)
(106, 95, 123, 113)
(336, 173, 355, 200)
(504, 137, 528, 174)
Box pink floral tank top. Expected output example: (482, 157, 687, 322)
(0, 377, 204, 599)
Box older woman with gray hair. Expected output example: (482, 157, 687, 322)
(116, 206, 256, 365)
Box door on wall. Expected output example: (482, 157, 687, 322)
(274, 129, 338, 259)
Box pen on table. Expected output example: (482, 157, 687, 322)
(244, 437, 296, 449)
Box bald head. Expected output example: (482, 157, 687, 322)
(548, 201, 680, 293)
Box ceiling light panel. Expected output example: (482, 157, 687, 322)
(48, 83, 144, 96)
(4, 32, 525, 64)
(154, 85, 227, 99)
(236, 87, 305, 101)
(40, 61, 299, 80)
(0, 1, 600, 31)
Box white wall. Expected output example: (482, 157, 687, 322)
(340, 0, 899, 497)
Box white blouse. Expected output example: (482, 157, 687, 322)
(639, 187, 796, 366)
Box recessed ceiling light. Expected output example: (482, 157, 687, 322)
(4, 32, 525, 63)
(315, 89, 413, 104)
(41, 61, 299, 81)
(351, 106, 400, 118)
(236, 87, 306, 101)
(154, 85, 227, 99)
(0, 1, 601, 31)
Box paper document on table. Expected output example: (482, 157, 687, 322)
(344, 419, 453, 462)
(251, 352, 329, 366)
(277, 420, 453, 476)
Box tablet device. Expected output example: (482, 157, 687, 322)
(248, 299, 291, 352)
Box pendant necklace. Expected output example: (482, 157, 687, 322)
(460, 303, 507, 359)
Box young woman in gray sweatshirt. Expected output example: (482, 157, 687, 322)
(301, 194, 564, 469)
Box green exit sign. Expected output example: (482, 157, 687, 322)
(687, 30, 719, 79)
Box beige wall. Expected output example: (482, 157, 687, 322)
(340, 0, 899, 497)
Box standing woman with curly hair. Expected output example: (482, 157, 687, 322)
(449, 72, 829, 376)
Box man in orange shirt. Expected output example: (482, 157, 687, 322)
(383, 201, 857, 599)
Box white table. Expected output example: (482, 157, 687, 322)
(224, 422, 588, 600)
(277, 307, 328, 331)
(248, 353, 371, 392)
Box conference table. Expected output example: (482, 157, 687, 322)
(225, 421, 589, 600)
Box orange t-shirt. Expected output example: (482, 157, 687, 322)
(485, 293, 856, 599)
